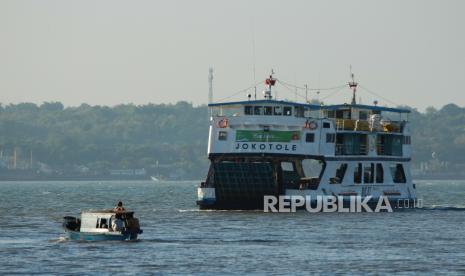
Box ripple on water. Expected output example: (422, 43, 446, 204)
(0, 180, 464, 274)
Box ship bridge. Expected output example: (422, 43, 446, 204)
(208, 99, 325, 156)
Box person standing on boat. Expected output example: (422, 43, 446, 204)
(114, 201, 125, 212)
(112, 214, 124, 232)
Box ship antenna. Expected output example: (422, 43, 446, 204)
(348, 65, 358, 105)
(252, 23, 257, 100)
(316, 72, 321, 104)
(208, 68, 213, 119)
(305, 84, 308, 103)
(208, 67, 213, 104)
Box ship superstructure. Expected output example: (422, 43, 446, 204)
(197, 73, 416, 209)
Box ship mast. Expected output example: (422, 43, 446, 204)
(264, 70, 276, 100)
(348, 66, 358, 104)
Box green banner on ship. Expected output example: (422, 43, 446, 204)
(235, 130, 300, 142)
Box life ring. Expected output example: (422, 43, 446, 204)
(305, 120, 318, 130)
(217, 118, 228, 128)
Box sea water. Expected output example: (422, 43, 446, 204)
(0, 180, 464, 274)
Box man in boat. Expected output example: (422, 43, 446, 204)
(113, 201, 125, 212)
(112, 213, 124, 232)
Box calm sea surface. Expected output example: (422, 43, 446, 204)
(1, 180, 465, 275)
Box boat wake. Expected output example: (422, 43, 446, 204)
(140, 238, 280, 245)
(419, 205, 465, 211)
(48, 236, 68, 243)
(177, 209, 263, 213)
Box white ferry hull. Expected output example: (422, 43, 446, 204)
(199, 73, 417, 211)
(197, 186, 417, 210)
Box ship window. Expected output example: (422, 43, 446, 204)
(377, 134, 403, 156)
(244, 106, 253, 115)
(304, 107, 311, 117)
(254, 106, 263, 115)
(359, 111, 368, 120)
(98, 218, 108, 229)
(392, 136, 403, 156)
(354, 163, 362, 184)
(283, 106, 292, 116)
(403, 136, 411, 145)
(336, 109, 351, 119)
(274, 106, 282, 115)
(330, 163, 347, 184)
(281, 161, 294, 171)
(306, 133, 315, 143)
(390, 163, 406, 183)
(323, 122, 331, 128)
(376, 163, 384, 183)
(326, 133, 335, 143)
(219, 107, 241, 117)
(218, 131, 228, 141)
(326, 110, 335, 118)
(295, 106, 304, 117)
(264, 106, 273, 115)
(364, 163, 374, 183)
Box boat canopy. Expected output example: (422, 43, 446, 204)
(81, 210, 135, 216)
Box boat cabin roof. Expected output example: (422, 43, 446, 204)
(208, 100, 410, 116)
(81, 210, 134, 216)
(320, 104, 411, 114)
(208, 99, 321, 109)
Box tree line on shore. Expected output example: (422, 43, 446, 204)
(0, 101, 464, 179)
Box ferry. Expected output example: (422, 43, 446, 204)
(63, 210, 143, 241)
(197, 72, 417, 210)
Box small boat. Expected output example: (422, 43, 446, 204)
(63, 210, 143, 241)
(151, 176, 160, 182)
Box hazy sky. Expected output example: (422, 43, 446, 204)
(1, 0, 464, 110)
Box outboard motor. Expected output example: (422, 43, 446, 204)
(63, 216, 81, 231)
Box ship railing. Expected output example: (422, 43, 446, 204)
(335, 144, 368, 156)
(377, 144, 385, 156)
(376, 144, 403, 156)
(335, 119, 404, 133)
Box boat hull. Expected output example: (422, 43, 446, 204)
(197, 192, 419, 211)
(65, 230, 137, 241)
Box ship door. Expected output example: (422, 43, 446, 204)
(213, 161, 279, 207)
